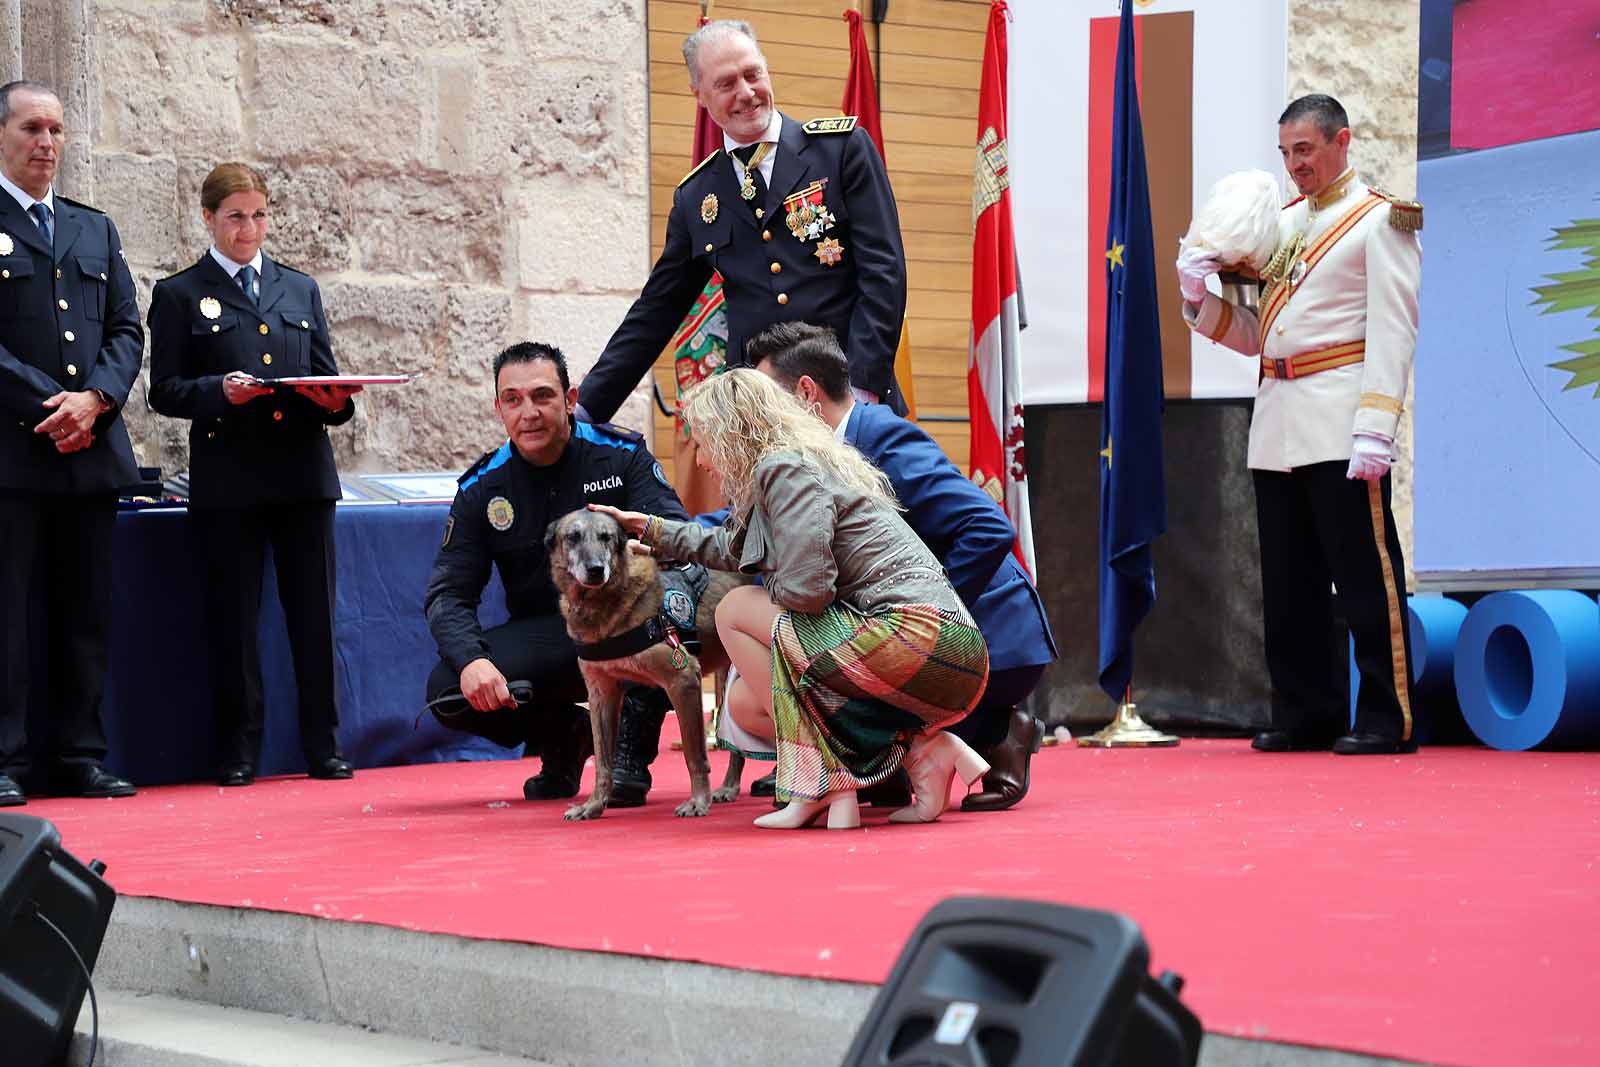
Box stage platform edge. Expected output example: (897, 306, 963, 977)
(88, 896, 1419, 1067)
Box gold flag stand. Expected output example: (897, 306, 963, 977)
(1077, 686, 1179, 748)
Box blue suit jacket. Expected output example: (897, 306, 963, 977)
(845, 403, 1055, 671)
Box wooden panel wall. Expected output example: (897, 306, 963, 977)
(644, 0, 991, 473)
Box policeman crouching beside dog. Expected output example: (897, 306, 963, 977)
(423, 342, 692, 805)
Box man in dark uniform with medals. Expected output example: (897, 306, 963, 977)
(575, 18, 909, 423)
(0, 81, 142, 805)
(425, 343, 692, 805)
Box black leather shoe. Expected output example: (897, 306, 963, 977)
(0, 774, 24, 807)
(611, 689, 669, 808)
(308, 757, 354, 780)
(750, 771, 777, 798)
(524, 706, 592, 800)
(1332, 731, 1418, 756)
(219, 764, 256, 787)
(1251, 729, 1338, 752)
(861, 769, 912, 808)
(59, 765, 137, 798)
(962, 709, 1041, 813)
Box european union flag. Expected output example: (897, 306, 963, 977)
(1097, 0, 1167, 703)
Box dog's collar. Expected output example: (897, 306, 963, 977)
(574, 613, 679, 662)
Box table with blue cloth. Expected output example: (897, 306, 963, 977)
(103, 502, 514, 786)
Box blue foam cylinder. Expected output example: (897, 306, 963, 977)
(1350, 595, 1470, 737)
(1454, 590, 1600, 750)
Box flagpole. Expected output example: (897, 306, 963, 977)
(1077, 682, 1179, 748)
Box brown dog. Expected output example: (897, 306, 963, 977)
(546, 507, 745, 820)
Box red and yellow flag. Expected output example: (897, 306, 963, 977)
(841, 7, 916, 419)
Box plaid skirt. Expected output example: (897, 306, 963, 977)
(769, 601, 989, 802)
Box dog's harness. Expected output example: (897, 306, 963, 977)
(574, 614, 691, 669)
(567, 562, 706, 667)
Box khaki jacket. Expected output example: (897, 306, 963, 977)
(649, 450, 973, 623)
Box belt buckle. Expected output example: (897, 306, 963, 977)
(1269, 356, 1291, 379)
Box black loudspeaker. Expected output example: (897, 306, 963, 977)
(0, 814, 117, 1067)
(842, 897, 1202, 1067)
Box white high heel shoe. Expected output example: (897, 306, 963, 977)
(888, 732, 989, 824)
(753, 790, 861, 830)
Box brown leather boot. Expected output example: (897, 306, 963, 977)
(959, 709, 1042, 812)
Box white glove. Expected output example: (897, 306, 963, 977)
(1175, 247, 1220, 304)
(1345, 433, 1392, 481)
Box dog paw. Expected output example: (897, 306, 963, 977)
(673, 798, 711, 817)
(710, 787, 740, 804)
(564, 802, 603, 821)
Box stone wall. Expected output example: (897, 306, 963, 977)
(1289, 0, 1421, 567)
(33, 0, 652, 478)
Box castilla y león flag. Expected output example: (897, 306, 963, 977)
(968, 0, 1035, 577)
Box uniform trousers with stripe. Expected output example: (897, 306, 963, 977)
(1252, 462, 1414, 741)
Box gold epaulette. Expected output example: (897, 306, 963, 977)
(803, 116, 858, 135)
(677, 151, 720, 188)
(1379, 192, 1423, 232)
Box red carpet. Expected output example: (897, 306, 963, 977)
(24, 735, 1600, 1066)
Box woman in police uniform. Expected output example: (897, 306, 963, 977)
(148, 162, 361, 786)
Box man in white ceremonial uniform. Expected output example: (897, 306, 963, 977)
(1175, 94, 1422, 755)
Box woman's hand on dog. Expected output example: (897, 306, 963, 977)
(459, 657, 518, 711)
(585, 502, 647, 535)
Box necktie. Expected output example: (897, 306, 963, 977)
(236, 264, 258, 305)
(731, 142, 770, 212)
(29, 202, 52, 246)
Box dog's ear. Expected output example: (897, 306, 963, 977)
(543, 518, 562, 552)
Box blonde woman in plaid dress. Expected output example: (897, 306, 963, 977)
(590, 369, 990, 830)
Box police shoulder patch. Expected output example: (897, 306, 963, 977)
(678, 151, 720, 188)
(441, 515, 455, 547)
(803, 115, 858, 135)
(652, 462, 671, 488)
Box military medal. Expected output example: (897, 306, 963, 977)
(0, 232, 12, 256)
(701, 194, 719, 224)
(486, 496, 515, 531)
(200, 296, 222, 319)
(814, 237, 844, 267)
(734, 142, 773, 201)
(783, 181, 835, 242)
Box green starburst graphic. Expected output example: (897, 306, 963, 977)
(1530, 218, 1600, 398)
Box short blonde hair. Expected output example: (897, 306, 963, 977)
(200, 162, 269, 214)
(682, 368, 898, 520)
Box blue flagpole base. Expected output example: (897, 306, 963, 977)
(1076, 702, 1180, 747)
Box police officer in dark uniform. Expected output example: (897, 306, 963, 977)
(575, 18, 908, 423)
(148, 162, 361, 786)
(0, 81, 142, 806)
(425, 342, 690, 804)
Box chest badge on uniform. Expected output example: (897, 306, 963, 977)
(701, 194, 719, 224)
(814, 238, 844, 267)
(784, 180, 835, 243)
(0, 232, 12, 256)
(200, 297, 222, 320)
(486, 496, 515, 531)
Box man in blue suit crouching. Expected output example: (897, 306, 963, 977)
(741, 322, 1058, 810)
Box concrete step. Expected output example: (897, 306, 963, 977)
(87, 896, 1419, 1067)
(70, 989, 552, 1067)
